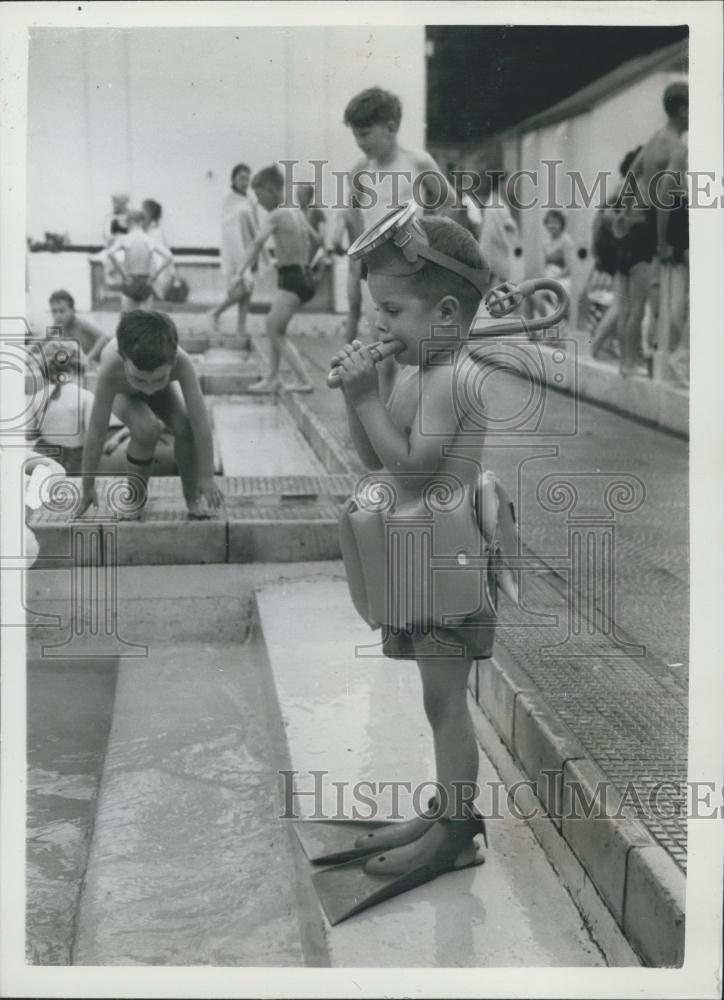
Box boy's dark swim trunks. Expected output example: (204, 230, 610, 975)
(278, 264, 316, 304)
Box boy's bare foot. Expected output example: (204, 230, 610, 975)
(117, 505, 146, 521)
(362, 817, 485, 877)
(248, 376, 279, 394)
(205, 310, 220, 333)
(186, 498, 213, 519)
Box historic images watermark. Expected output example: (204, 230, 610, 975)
(276, 158, 721, 213)
(278, 769, 720, 823)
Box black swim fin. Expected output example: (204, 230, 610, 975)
(293, 818, 399, 866)
(308, 814, 487, 926)
(293, 796, 441, 866)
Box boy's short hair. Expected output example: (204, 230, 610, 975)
(544, 209, 567, 230)
(298, 183, 315, 208)
(407, 217, 487, 315)
(230, 163, 251, 187)
(344, 87, 402, 130)
(252, 165, 284, 192)
(663, 81, 688, 116)
(116, 310, 178, 370)
(49, 289, 75, 309)
(126, 209, 146, 227)
(142, 199, 162, 222)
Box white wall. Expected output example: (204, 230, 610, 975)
(501, 69, 687, 326)
(508, 70, 688, 278)
(27, 26, 426, 247)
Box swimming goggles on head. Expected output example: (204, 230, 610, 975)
(348, 200, 489, 295)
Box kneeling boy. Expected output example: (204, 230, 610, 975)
(79, 310, 222, 518)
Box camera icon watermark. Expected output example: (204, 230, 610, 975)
(416, 324, 579, 438)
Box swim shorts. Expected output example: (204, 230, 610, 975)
(121, 275, 154, 302)
(381, 616, 496, 661)
(277, 264, 316, 304)
(617, 207, 657, 274)
(667, 196, 689, 263)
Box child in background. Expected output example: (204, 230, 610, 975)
(103, 193, 130, 244)
(31, 342, 95, 474)
(78, 310, 222, 519)
(142, 199, 177, 300)
(207, 163, 261, 346)
(108, 210, 174, 312)
(329, 211, 505, 885)
(48, 290, 109, 364)
(235, 165, 318, 394)
(335, 87, 456, 391)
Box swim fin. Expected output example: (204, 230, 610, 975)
(308, 814, 487, 926)
(293, 797, 441, 865)
(293, 818, 399, 866)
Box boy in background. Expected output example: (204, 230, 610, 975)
(333, 87, 455, 391)
(49, 290, 109, 363)
(108, 210, 174, 312)
(78, 310, 222, 519)
(235, 165, 318, 393)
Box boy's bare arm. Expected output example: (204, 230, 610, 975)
(344, 393, 383, 470)
(149, 246, 173, 283)
(237, 217, 275, 275)
(107, 247, 129, 282)
(413, 150, 456, 215)
(175, 352, 219, 487)
(79, 320, 110, 361)
(339, 346, 466, 474)
(333, 161, 366, 249)
(79, 367, 117, 510)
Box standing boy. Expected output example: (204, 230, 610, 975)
(333, 87, 456, 398)
(78, 310, 222, 519)
(108, 210, 174, 312)
(235, 165, 318, 393)
(328, 211, 502, 884)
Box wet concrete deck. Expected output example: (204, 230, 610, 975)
(256, 577, 609, 967)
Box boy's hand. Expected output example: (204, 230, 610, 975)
(335, 341, 379, 403)
(198, 476, 223, 513)
(78, 483, 99, 516)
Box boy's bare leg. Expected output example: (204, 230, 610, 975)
(590, 300, 618, 357)
(667, 261, 689, 386)
(111, 395, 162, 518)
(251, 290, 312, 391)
(364, 655, 480, 874)
(620, 262, 650, 375)
(146, 384, 206, 514)
(236, 293, 252, 347)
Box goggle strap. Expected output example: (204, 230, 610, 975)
(416, 243, 490, 295)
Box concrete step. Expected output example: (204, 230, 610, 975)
(254, 578, 608, 967)
(26, 474, 355, 567)
(71, 635, 325, 966)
